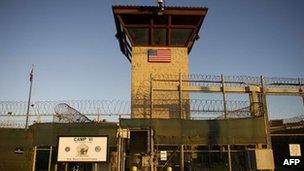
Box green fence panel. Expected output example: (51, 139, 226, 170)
(120, 117, 266, 145)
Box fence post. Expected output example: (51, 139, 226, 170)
(221, 74, 228, 119)
(32, 146, 37, 171)
(150, 74, 153, 119)
(150, 128, 155, 171)
(260, 76, 272, 148)
(299, 78, 304, 108)
(117, 128, 121, 171)
(227, 145, 232, 171)
(180, 144, 184, 171)
(64, 163, 68, 171)
(179, 73, 183, 119)
(48, 146, 53, 171)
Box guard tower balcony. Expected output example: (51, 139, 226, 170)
(113, 6, 208, 62)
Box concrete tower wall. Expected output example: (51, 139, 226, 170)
(131, 47, 190, 119)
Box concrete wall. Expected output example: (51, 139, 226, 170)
(131, 47, 190, 119)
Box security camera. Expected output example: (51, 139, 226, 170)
(157, 0, 165, 11)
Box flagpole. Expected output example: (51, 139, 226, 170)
(25, 65, 34, 130)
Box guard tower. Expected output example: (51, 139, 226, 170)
(113, 5, 208, 119)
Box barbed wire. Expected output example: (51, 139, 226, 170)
(265, 77, 304, 88)
(0, 100, 131, 116)
(283, 115, 304, 124)
(54, 103, 91, 123)
(152, 74, 303, 88)
(0, 99, 260, 128)
(0, 99, 252, 116)
(1, 74, 303, 128)
(0, 99, 302, 128)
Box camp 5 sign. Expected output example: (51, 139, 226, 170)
(57, 136, 107, 162)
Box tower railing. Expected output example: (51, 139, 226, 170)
(151, 74, 304, 90)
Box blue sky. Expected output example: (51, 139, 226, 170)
(0, 0, 303, 119)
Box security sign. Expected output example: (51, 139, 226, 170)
(160, 151, 167, 161)
(289, 144, 301, 157)
(57, 137, 107, 162)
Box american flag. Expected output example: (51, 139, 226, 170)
(148, 49, 171, 62)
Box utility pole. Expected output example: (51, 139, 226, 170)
(25, 65, 34, 130)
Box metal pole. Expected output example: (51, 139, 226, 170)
(260, 76, 272, 148)
(25, 65, 34, 129)
(302, 95, 304, 107)
(64, 163, 68, 171)
(179, 73, 183, 119)
(180, 145, 184, 171)
(150, 128, 154, 171)
(48, 146, 53, 171)
(227, 145, 232, 171)
(117, 129, 121, 171)
(97, 107, 100, 122)
(150, 73, 153, 119)
(149, 74, 154, 171)
(122, 151, 126, 171)
(299, 78, 304, 108)
(221, 74, 228, 119)
(32, 146, 37, 171)
(94, 163, 98, 171)
(245, 146, 252, 170)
